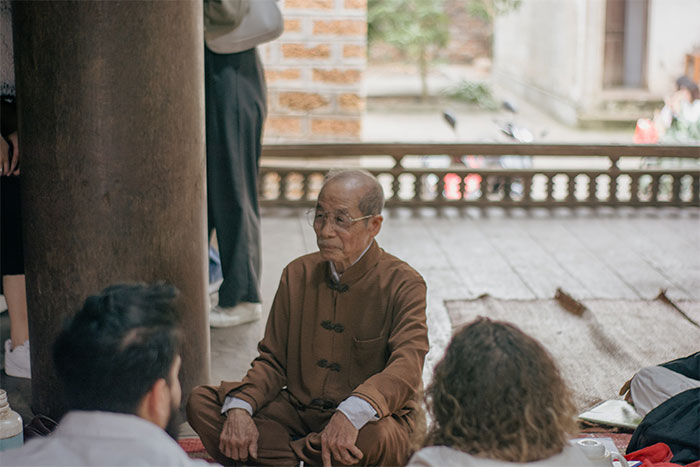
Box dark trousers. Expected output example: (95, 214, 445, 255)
(205, 47, 266, 307)
(187, 384, 415, 466)
(1, 176, 24, 295)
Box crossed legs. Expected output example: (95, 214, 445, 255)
(186, 385, 413, 466)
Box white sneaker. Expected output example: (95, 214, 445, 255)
(208, 278, 223, 295)
(4, 339, 31, 379)
(209, 302, 262, 328)
(208, 279, 224, 309)
(209, 291, 219, 309)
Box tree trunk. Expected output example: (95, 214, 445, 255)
(419, 46, 429, 101)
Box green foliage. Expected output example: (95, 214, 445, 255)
(367, 0, 522, 99)
(465, 0, 523, 22)
(665, 114, 700, 143)
(368, 0, 522, 52)
(444, 79, 499, 110)
(368, 0, 449, 58)
(368, 0, 449, 98)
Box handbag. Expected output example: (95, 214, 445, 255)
(204, 0, 284, 54)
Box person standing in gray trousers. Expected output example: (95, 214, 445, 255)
(204, 44, 265, 327)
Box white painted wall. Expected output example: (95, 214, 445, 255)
(493, 0, 700, 125)
(646, 0, 700, 96)
(493, 0, 593, 125)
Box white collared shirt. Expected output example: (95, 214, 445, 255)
(2, 411, 212, 466)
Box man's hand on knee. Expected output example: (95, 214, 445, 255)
(321, 411, 363, 467)
(219, 408, 259, 461)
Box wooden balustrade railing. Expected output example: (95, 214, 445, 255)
(259, 143, 700, 208)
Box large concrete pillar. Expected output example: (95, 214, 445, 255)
(12, 1, 209, 418)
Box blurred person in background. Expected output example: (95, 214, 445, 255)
(1, 0, 30, 379)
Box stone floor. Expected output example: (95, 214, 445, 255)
(2, 206, 699, 437)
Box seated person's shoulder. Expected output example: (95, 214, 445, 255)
(283, 251, 325, 275)
(379, 249, 425, 285)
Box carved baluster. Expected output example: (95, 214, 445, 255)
(630, 173, 639, 203)
(391, 173, 400, 202)
(610, 174, 619, 203)
(258, 170, 267, 199)
(301, 172, 311, 201)
(437, 174, 446, 203)
(672, 174, 682, 205)
(522, 175, 532, 203)
(567, 175, 575, 202)
(279, 172, 288, 202)
(478, 172, 486, 200)
(650, 174, 660, 203)
(503, 176, 512, 201)
(609, 156, 620, 205)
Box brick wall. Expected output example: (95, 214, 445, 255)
(259, 0, 367, 142)
(368, 1, 491, 64)
(445, 0, 491, 63)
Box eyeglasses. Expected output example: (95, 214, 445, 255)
(306, 208, 375, 231)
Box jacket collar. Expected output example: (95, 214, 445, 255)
(326, 240, 381, 291)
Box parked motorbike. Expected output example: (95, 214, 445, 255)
(420, 102, 541, 201)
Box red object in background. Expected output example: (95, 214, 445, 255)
(625, 443, 674, 464)
(443, 156, 484, 200)
(625, 442, 700, 467)
(444, 173, 482, 200)
(634, 118, 659, 144)
(444, 173, 461, 200)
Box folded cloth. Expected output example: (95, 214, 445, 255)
(625, 442, 700, 467)
(634, 460, 700, 467)
(627, 388, 699, 465)
(625, 442, 673, 464)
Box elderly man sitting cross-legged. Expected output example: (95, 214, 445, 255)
(187, 170, 429, 466)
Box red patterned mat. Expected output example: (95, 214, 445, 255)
(178, 432, 632, 461)
(178, 437, 214, 462)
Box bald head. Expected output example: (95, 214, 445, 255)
(322, 170, 385, 216)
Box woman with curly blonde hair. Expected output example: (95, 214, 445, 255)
(408, 317, 594, 466)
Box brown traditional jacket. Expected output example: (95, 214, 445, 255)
(218, 240, 429, 420)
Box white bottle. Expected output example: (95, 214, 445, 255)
(577, 438, 629, 467)
(0, 389, 23, 451)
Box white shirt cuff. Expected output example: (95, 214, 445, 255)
(221, 396, 253, 416)
(337, 396, 378, 430)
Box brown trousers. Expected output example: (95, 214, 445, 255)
(186, 384, 415, 466)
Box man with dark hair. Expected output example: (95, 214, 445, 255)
(4, 283, 209, 466)
(188, 170, 429, 466)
